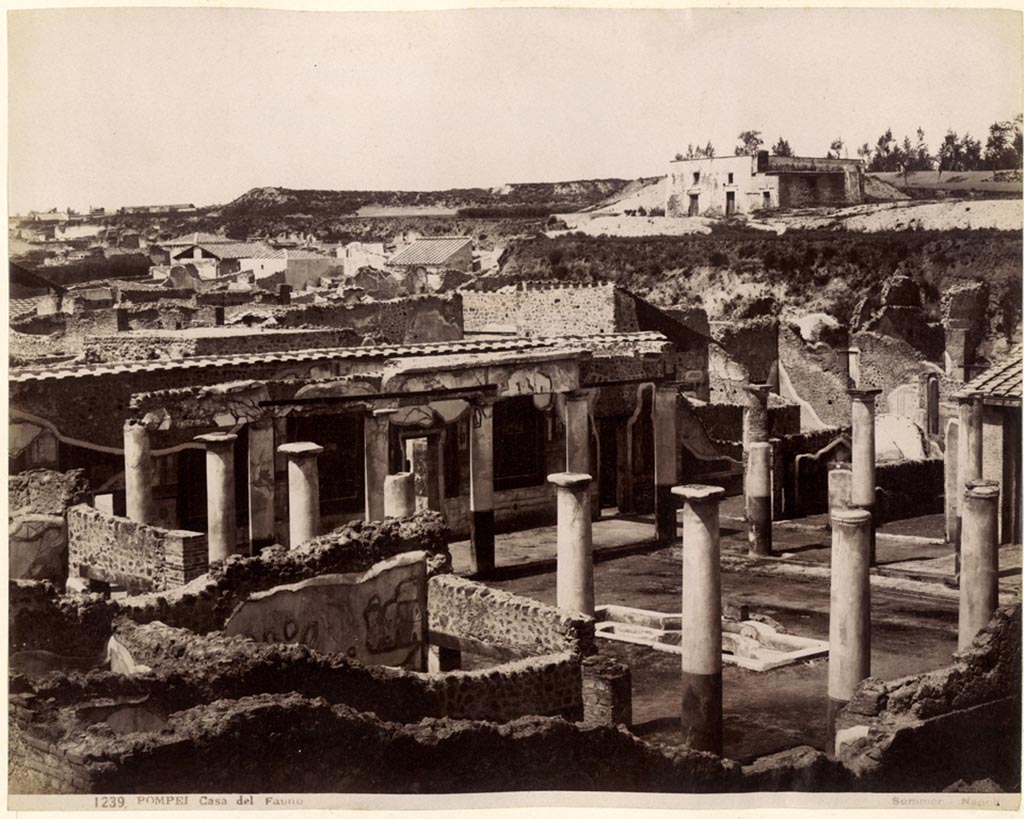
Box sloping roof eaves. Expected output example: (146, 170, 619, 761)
(958, 345, 1022, 406)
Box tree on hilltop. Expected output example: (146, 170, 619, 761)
(827, 138, 845, 159)
(771, 137, 794, 157)
(734, 130, 764, 156)
(675, 141, 717, 160)
(983, 114, 1023, 170)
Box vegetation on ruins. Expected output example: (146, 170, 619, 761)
(496, 227, 1023, 335)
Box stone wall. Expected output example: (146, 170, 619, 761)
(875, 458, 945, 522)
(709, 317, 779, 402)
(461, 283, 634, 336)
(693, 401, 800, 443)
(427, 574, 595, 658)
(66, 505, 208, 594)
(9, 469, 93, 585)
(837, 603, 1021, 792)
(10, 468, 91, 515)
(81, 328, 363, 364)
(268, 293, 463, 344)
(9, 580, 113, 658)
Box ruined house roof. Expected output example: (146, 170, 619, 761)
(8, 332, 670, 384)
(388, 237, 473, 267)
(959, 346, 1022, 406)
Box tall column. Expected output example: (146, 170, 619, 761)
(124, 421, 155, 524)
(741, 383, 771, 450)
(672, 483, 724, 756)
(247, 418, 276, 552)
(384, 471, 416, 518)
(954, 396, 984, 577)
(827, 508, 872, 750)
(564, 390, 590, 474)
(746, 442, 772, 556)
(364, 409, 392, 522)
(549, 472, 594, 617)
(848, 388, 881, 566)
(194, 432, 238, 562)
(277, 441, 323, 548)
(959, 480, 1000, 650)
(469, 397, 496, 574)
(653, 385, 679, 545)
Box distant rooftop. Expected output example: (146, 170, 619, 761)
(388, 237, 472, 267)
(160, 232, 231, 247)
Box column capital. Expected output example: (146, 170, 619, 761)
(548, 471, 592, 490)
(671, 484, 725, 503)
(194, 432, 238, 448)
(831, 508, 872, 526)
(741, 382, 772, 397)
(250, 415, 275, 430)
(277, 441, 324, 458)
(964, 479, 999, 500)
(369, 407, 398, 419)
(847, 387, 882, 401)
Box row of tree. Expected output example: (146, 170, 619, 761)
(675, 116, 1023, 172)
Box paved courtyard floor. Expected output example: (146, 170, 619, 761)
(453, 507, 1022, 762)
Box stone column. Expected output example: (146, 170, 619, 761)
(247, 418, 276, 551)
(653, 385, 679, 545)
(848, 388, 881, 566)
(746, 442, 772, 556)
(194, 432, 238, 562)
(828, 465, 853, 525)
(277, 441, 323, 548)
(383, 471, 416, 518)
(827, 508, 872, 750)
(672, 483, 725, 756)
(954, 396, 984, 577)
(124, 421, 155, 524)
(549, 472, 594, 617)
(564, 390, 590, 474)
(364, 410, 392, 522)
(836, 348, 861, 388)
(945, 419, 960, 545)
(469, 398, 496, 574)
(741, 383, 771, 450)
(959, 480, 1000, 650)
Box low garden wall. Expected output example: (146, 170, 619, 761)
(66, 505, 207, 594)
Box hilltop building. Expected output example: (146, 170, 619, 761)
(667, 152, 864, 217)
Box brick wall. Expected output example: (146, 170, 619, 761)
(66, 505, 207, 594)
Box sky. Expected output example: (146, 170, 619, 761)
(7, 5, 1023, 213)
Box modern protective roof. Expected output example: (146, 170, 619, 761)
(171, 242, 278, 261)
(958, 346, 1022, 406)
(388, 237, 472, 267)
(8, 332, 670, 384)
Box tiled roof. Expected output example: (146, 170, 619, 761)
(7, 332, 670, 384)
(9, 296, 43, 317)
(388, 237, 472, 267)
(959, 346, 1022, 405)
(172, 242, 278, 261)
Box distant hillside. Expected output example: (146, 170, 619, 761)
(221, 180, 633, 219)
(868, 170, 1023, 197)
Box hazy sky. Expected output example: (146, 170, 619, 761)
(8, 6, 1023, 213)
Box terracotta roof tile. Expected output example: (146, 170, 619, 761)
(959, 346, 1022, 405)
